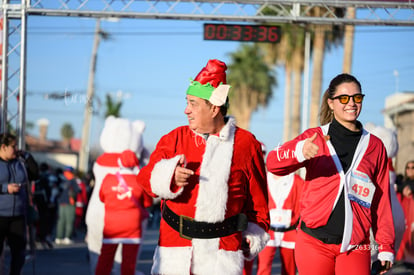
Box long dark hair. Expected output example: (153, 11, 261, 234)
(405, 160, 414, 180)
(0, 133, 16, 147)
(319, 73, 362, 125)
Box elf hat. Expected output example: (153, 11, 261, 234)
(186, 59, 231, 107)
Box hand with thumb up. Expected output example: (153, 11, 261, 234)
(303, 133, 319, 160)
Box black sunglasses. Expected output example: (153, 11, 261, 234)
(331, 94, 365, 104)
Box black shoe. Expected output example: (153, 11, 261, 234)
(46, 239, 54, 249)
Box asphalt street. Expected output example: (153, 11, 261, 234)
(1, 228, 414, 275)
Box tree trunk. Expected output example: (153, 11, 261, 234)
(234, 109, 252, 130)
(283, 64, 292, 142)
(343, 7, 355, 73)
(309, 24, 326, 127)
(291, 47, 303, 138)
(230, 87, 252, 130)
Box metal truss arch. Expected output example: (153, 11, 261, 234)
(1, 0, 413, 159)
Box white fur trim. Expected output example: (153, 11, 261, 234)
(280, 240, 295, 249)
(150, 155, 184, 199)
(242, 222, 270, 260)
(102, 238, 141, 244)
(192, 238, 244, 275)
(295, 140, 306, 163)
(209, 84, 231, 106)
(152, 244, 244, 275)
(195, 117, 235, 223)
(151, 246, 192, 275)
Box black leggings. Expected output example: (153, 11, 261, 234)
(0, 216, 27, 275)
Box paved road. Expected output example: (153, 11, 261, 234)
(2, 228, 414, 275)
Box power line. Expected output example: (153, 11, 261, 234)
(28, 31, 200, 36)
(26, 25, 414, 35)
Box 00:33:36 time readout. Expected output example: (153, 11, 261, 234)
(203, 23, 281, 43)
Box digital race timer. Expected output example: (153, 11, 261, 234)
(203, 23, 281, 43)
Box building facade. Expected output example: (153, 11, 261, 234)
(383, 92, 414, 174)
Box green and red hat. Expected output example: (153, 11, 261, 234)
(186, 59, 231, 107)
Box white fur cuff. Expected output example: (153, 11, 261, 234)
(295, 140, 306, 163)
(150, 155, 184, 199)
(378, 251, 394, 263)
(242, 222, 270, 260)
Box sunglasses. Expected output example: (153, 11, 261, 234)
(331, 94, 365, 104)
(407, 166, 414, 170)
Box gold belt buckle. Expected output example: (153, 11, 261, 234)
(179, 215, 194, 240)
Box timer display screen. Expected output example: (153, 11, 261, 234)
(203, 23, 281, 43)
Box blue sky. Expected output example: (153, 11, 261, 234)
(22, 13, 414, 154)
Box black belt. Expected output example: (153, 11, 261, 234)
(162, 203, 248, 240)
(300, 221, 342, 244)
(270, 220, 299, 232)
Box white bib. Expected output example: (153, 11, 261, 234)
(348, 170, 375, 208)
(270, 209, 292, 228)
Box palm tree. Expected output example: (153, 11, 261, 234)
(290, 29, 306, 138)
(227, 43, 277, 130)
(342, 7, 356, 73)
(61, 122, 74, 149)
(260, 4, 347, 136)
(104, 93, 122, 118)
(308, 7, 346, 128)
(260, 22, 306, 140)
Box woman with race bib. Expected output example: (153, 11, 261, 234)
(266, 73, 395, 275)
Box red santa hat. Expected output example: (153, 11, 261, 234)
(119, 150, 139, 168)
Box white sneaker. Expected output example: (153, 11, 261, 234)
(62, 238, 73, 245)
(55, 238, 63, 244)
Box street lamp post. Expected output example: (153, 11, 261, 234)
(79, 19, 101, 173)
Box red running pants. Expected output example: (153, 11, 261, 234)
(295, 229, 371, 275)
(242, 246, 296, 275)
(257, 246, 296, 275)
(95, 243, 140, 275)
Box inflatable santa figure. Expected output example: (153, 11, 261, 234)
(96, 150, 153, 275)
(85, 116, 146, 275)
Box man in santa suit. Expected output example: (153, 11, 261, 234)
(136, 59, 270, 275)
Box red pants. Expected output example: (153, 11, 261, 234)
(295, 229, 371, 275)
(95, 243, 140, 275)
(258, 246, 296, 275)
(242, 246, 296, 275)
(243, 259, 254, 275)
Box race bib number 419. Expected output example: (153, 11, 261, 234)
(348, 170, 375, 208)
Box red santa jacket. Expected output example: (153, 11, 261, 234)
(266, 172, 303, 249)
(266, 124, 395, 262)
(100, 169, 153, 243)
(136, 118, 270, 275)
